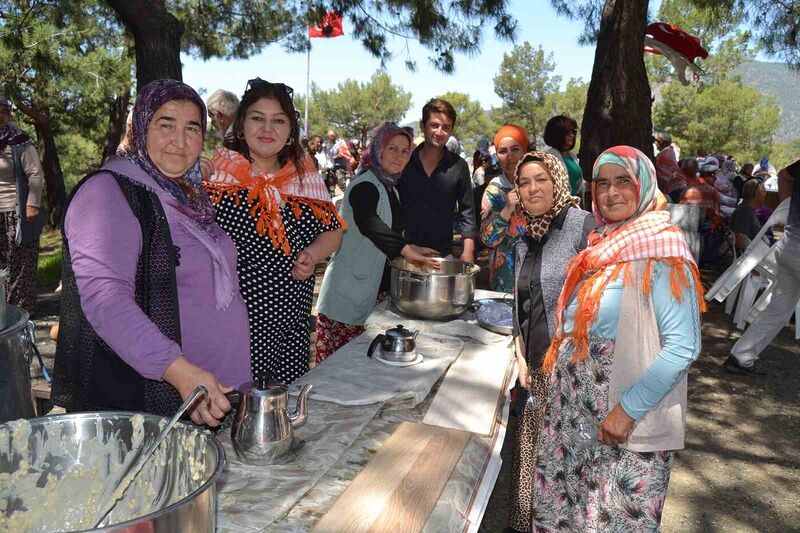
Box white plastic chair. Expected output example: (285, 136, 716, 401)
(665, 204, 703, 263)
(705, 198, 790, 305)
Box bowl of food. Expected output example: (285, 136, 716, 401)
(473, 297, 514, 335)
(0, 411, 225, 532)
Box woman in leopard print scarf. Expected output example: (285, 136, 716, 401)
(505, 151, 594, 532)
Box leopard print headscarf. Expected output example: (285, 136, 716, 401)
(513, 151, 581, 240)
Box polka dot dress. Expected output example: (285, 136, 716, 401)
(214, 190, 342, 384)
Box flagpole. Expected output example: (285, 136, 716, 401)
(304, 39, 311, 139)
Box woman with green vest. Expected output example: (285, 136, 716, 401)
(315, 123, 439, 362)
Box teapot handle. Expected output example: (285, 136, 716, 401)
(225, 390, 242, 408)
(367, 334, 386, 358)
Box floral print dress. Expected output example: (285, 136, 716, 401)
(480, 175, 527, 292)
(531, 335, 674, 532)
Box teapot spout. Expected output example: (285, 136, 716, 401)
(290, 384, 313, 428)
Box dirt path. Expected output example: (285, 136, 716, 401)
(479, 296, 800, 532)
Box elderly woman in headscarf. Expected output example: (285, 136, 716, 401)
(51, 80, 251, 427)
(205, 78, 344, 384)
(480, 124, 530, 292)
(506, 152, 595, 533)
(530, 146, 705, 532)
(0, 97, 45, 312)
(315, 123, 439, 362)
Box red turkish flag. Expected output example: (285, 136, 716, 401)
(309, 12, 344, 38)
(645, 22, 708, 63)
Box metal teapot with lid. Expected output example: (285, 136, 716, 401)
(229, 374, 312, 465)
(367, 324, 419, 362)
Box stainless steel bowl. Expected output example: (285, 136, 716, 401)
(0, 411, 225, 532)
(390, 257, 480, 321)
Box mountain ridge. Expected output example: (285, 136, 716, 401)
(735, 61, 800, 142)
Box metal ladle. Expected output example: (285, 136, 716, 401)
(92, 386, 209, 528)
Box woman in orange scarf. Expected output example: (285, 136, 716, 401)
(530, 146, 705, 531)
(205, 79, 343, 384)
(480, 124, 529, 292)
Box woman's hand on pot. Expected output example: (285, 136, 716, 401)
(401, 244, 440, 270)
(291, 249, 316, 280)
(597, 404, 635, 445)
(163, 356, 234, 427)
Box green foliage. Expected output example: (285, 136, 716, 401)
(493, 42, 561, 145)
(690, 0, 800, 69)
(734, 61, 800, 141)
(56, 133, 104, 191)
(769, 137, 800, 171)
(0, 0, 132, 190)
(542, 78, 589, 124)
(435, 92, 499, 155)
(168, 0, 517, 74)
(36, 251, 62, 290)
(172, 0, 306, 58)
(548, 0, 605, 45)
(653, 79, 780, 161)
(305, 71, 412, 142)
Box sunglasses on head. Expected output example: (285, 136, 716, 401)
(245, 78, 294, 98)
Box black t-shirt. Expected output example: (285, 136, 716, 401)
(398, 146, 478, 256)
(730, 203, 762, 241)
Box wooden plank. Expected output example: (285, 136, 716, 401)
(313, 422, 470, 533)
(422, 343, 513, 437)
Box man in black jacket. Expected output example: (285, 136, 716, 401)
(398, 98, 478, 262)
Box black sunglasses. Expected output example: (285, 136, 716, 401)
(245, 78, 294, 98)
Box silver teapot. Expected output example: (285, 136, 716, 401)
(229, 375, 312, 465)
(367, 324, 419, 362)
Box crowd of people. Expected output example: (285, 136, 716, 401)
(0, 75, 794, 532)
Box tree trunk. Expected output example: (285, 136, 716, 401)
(37, 122, 67, 227)
(101, 88, 132, 161)
(14, 100, 67, 227)
(579, 0, 653, 196)
(106, 0, 183, 88)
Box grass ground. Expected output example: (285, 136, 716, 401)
(36, 228, 62, 291)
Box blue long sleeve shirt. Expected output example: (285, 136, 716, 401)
(563, 261, 701, 420)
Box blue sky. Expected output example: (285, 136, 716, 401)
(182, 0, 627, 124)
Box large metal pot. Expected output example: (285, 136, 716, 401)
(0, 411, 225, 532)
(390, 257, 480, 320)
(0, 304, 37, 424)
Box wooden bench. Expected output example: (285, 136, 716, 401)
(31, 381, 52, 417)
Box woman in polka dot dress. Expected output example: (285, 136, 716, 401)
(205, 79, 344, 384)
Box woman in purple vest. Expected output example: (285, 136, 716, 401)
(52, 80, 251, 427)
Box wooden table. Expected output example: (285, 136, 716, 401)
(216, 291, 515, 532)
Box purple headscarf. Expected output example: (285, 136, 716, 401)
(355, 123, 413, 187)
(0, 97, 32, 153)
(126, 80, 215, 226)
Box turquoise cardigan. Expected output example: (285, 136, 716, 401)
(317, 171, 392, 325)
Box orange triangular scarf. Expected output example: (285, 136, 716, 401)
(205, 148, 344, 254)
